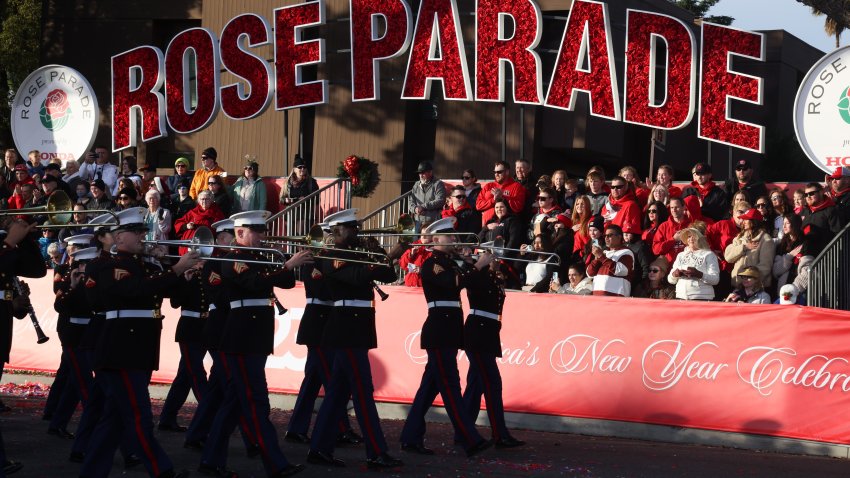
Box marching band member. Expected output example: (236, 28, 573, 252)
(45, 233, 94, 441)
(286, 220, 361, 446)
(199, 210, 309, 478)
(459, 252, 525, 448)
(400, 216, 492, 457)
(185, 219, 259, 457)
(307, 208, 404, 469)
(80, 207, 199, 478)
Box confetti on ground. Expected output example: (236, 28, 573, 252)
(482, 458, 554, 472)
(0, 381, 51, 398)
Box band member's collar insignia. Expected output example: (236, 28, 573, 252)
(311, 268, 322, 279)
(433, 263, 445, 274)
(113, 268, 130, 281)
(85, 278, 96, 288)
(233, 262, 248, 274)
(208, 271, 222, 285)
(332, 260, 346, 269)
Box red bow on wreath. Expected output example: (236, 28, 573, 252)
(343, 155, 361, 186)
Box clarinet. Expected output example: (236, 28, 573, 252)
(372, 281, 389, 301)
(12, 278, 50, 344)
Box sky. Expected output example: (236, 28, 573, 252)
(711, 0, 840, 54)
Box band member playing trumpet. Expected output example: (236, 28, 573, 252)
(308, 208, 405, 469)
(200, 210, 309, 477)
(80, 207, 199, 478)
(400, 217, 492, 457)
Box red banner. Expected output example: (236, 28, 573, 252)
(12, 277, 850, 444)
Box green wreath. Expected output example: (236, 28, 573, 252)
(338, 155, 381, 198)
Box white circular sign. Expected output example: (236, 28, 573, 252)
(10, 64, 99, 164)
(794, 46, 850, 174)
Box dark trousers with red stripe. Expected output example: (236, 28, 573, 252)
(202, 353, 290, 475)
(80, 369, 173, 478)
(287, 346, 353, 436)
(49, 346, 85, 431)
(310, 348, 388, 459)
(461, 351, 510, 441)
(43, 354, 70, 417)
(187, 351, 255, 449)
(400, 349, 484, 449)
(159, 342, 208, 427)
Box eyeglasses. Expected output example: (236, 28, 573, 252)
(736, 210, 747, 215)
(770, 196, 782, 201)
(537, 196, 550, 201)
(294, 165, 306, 169)
(805, 191, 820, 197)
(175, 164, 187, 168)
(451, 195, 465, 199)
(462, 176, 472, 180)
(243, 166, 253, 170)
(118, 196, 130, 201)
(208, 182, 219, 186)
(647, 209, 658, 213)
(738, 275, 756, 280)
(604, 233, 620, 238)
(735, 166, 750, 171)
(649, 268, 661, 273)
(610, 184, 625, 190)
(493, 170, 506, 174)
(755, 203, 769, 209)
(201, 156, 212, 160)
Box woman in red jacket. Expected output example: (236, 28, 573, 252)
(173, 190, 224, 252)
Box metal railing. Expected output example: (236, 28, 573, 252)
(360, 190, 413, 231)
(808, 222, 850, 310)
(267, 178, 351, 246)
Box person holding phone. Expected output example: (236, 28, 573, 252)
(669, 228, 720, 301)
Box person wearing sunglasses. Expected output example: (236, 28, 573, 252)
(681, 162, 729, 222)
(632, 256, 675, 300)
(459, 169, 480, 205)
(441, 185, 481, 235)
(587, 224, 635, 297)
(407, 161, 446, 233)
(114, 187, 139, 211)
(529, 187, 562, 241)
(800, 182, 843, 256)
(476, 160, 526, 225)
(723, 158, 767, 205)
(231, 158, 267, 213)
(167, 157, 193, 203)
(189, 147, 225, 200)
(641, 200, 669, 246)
(826, 166, 850, 224)
(206, 175, 232, 217)
(723, 266, 771, 304)
(600, 176, 641, 235)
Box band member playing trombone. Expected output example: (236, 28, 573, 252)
(200, 210, 309, 477)
(400, 217, 492, 457)
(80, 207, 199, 478)
(308, 208, 405, 469)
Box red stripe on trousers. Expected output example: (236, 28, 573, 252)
(474, 352, 500, 440)
(317, 348, 347, 434)
(220, 351, 255, 443)
(180, 343, 203, 401)
(67, 349, 89, 402)
(235, 356, 267, 456)
(344, 349, 381, 455)
(434, 351, 473, 445)
(119, 370, 161, 477)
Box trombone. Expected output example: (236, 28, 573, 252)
(358, 215, 480, 247)
(472, 238, 561, 265)
(0, 191, 119, 229)
(263, 225, 392, 266)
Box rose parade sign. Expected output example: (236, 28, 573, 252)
(110, 0, 766, 154)
(11, 65, 99, 163)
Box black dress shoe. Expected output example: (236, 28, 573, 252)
(271, 463, 305, 477)
(3, 460, 23, 475)
(465, 439, 492, 458)
(366, 452, 403, 469)
(158, 469, 191, 478)
(69, 451, 85, 463)
(158, 423, 188, 432)
(494, 436, 526, 448)
(306, 450, 345, 467)
(198, 462, 239, 477)
(47, 428, 75, 439)
(124, 453, 142, 469)
(41, 413, 51, 421)
(336, 429, 362, 445)
(184, 439, 205, 450)
(284, 431, 309, 444)
(0, 403, 11, 413)
(401, 443, 435, 455)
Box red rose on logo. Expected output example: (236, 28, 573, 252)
(45, 89, 70, 118)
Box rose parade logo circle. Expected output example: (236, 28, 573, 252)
(794, 46, 850, 173)
(11, 65, 99, 164)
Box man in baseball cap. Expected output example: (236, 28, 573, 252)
(723, 158, 767, 204)
(827, 166, 850, 224)
(681, 162, 729, 222)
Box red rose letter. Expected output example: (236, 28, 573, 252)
(475, 0, 543, 104)
(220, 14, 273, 120)
(350, 0, 412, 101)
(165, 28, 220, 134)
(402, 0, 471, 100)
(111, 46, 166, 151)
(275, 0, 327, 110)
(624, 10, 696, 129)
(545, 0, 620, 120)
(699, 23, 765, 153)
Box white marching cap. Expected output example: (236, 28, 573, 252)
(423, 217, 457, 234)
(112, 207, 148, 232)
(324, 208, 359, 227)
(64, 233, 93, 247)
(89, 212, 115, 228)
(70, 247, 98, 262)
(211, 218, 235, 233)
(231, 210, 271, 228)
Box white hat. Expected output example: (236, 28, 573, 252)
(70, 247, 98, 262)
(324, 208, 359, 227)
(211, 218, 235, 234)
(64, 233, 93, 247)
(779, 284, 799, 305)
(423, 217, 456, 234)
(89, 212, 116, 229)
(231, 210, 271, 229)
(112, 207, 148, 232)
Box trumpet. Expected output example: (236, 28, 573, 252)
(0, 191, 119, 229)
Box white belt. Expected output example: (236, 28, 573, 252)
(333, 299, 373, 308)
(70, 317, 91, 325)
(230, 299, 273, 309)
(469, 309, 500, 320)
(306, 298, 334, 306)
(208, 304, 217, 311)
(0, 290, 12, 301)
(427, 301, 462, 309)
(181, 310, 207, 318)
(105, 309, 161, 320)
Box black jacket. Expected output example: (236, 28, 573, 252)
(801, 203, 843, 256)
(463, 267, 504, 356)
(296, 260, 333, 346)
(681, 182, 729, 222)
(723, 179, 768, 206)
(420, 250, 469, 349)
